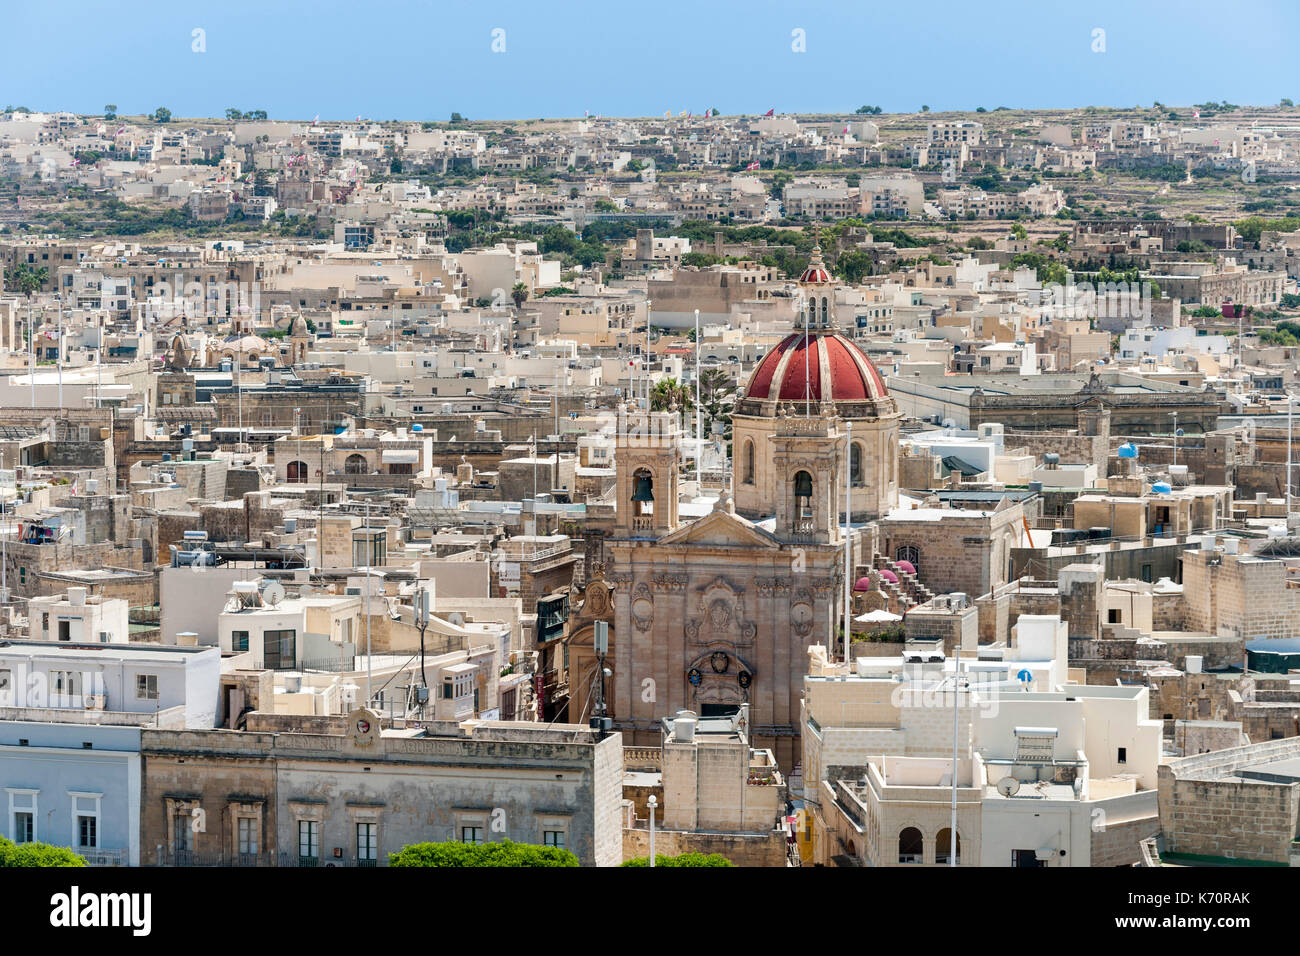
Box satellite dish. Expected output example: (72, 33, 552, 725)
(261, 581, 286, 607)
(996, 776, 1021, 798)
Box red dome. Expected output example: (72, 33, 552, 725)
(853, 576, 873, 592)
(798, 263, 832, 283)
(744, 331, 888, 403)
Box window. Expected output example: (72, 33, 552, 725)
(264, 630, 296, 670)
(1117, 747, 1127, 765)
(78, 815, 97, 848)
(172, 813, 192, 855)
(1013, 849, 1044, 867)
(898, 827, 923, 864)
(14, 812, 33, 844)
(237, 817, 258, 857)
(543, 830, 565, 848)
(895, 545, 920, 573)
(51, 670, 79, 701)
(1108, 609, 1121, 624)
(357, 823, 377, 864)
(850, 442, 864, 486)
(136, 674, 159, 700)
(460, 826, 484, 844)
(286, 460, 308, 483)
(231, 630, 249, 652)
(298, 820, 319, 864)
(743, 440, 755, 485)
(1140, 564, 1153, 583)
(345, 453, 368, 475)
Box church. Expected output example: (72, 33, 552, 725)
(591, 241, 903, 772)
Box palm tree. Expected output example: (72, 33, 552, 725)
(650, 377, 693, 429)
(4, 263, 48, 354)
(510, 282, 529, 309)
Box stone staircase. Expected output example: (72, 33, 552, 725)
(868, 554, 935, 613)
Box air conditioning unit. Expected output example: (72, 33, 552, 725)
(83, 694, 106, 711)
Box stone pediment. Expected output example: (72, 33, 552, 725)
(656, 509, 780, 550)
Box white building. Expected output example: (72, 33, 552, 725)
(26, 588, 129, 644)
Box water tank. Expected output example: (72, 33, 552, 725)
(1028, 480, 1043, 492)
(1200, 535, 1216, 551)
(85, 479, 98, 494)
(411, 423, 423, 432)
(1117, 443, 1139, 459)
(284, 517, 297, 534)
(673, 712, 697, 742)
(1186, 655, 1203, 674)
(1222, 537, 1239, 554)
(1152, 482, 1172, 494)
(182, 438, 194, 452)
(283, 672, 303, 694)
(1268, 524, 1288, 540)
(67, 586, 87, 607)
(1043, 453, 1060, 466)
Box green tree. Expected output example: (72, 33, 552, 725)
(1010, 223, 1028, 240)
(4, 262, 49, 299)
(389, 840, 578, 867)
(103, 104, 117, 120)
(449, 112, 466, 124)
(620, 852, 735, 867)
(651, 377, 694, 428)
(152, 107, 172, 123)
(835, 250, 873, 283)
(510, 281, 529, 309)
(0, 837, 87, 867)
(920, 104, 930, 112)
(225, 108, 243, 121)
(1283, 98, 1295, 108)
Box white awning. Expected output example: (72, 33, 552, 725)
(381, 449, 419, 464)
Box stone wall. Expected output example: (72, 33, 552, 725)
(1158, 736, 1300, 863)
(622, 823, 786, 867)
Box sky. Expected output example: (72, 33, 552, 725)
(2, 0, 1298, 122)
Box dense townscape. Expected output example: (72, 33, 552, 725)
(4, 92, 1300, 878)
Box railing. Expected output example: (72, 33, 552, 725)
(630, 516, 655, 533)
(149, 848, 387, 867)
(80, 847, 128, 866)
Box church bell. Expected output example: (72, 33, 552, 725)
(793, 472, 813, 498)
(631, 475, 655, 502)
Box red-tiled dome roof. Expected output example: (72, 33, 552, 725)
(798, 262, 832, 283)
(743, 331, 888, 403)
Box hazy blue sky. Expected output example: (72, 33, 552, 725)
(2, 0, 1296, 121)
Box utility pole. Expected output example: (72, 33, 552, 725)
(591, 621, 611, 737)
(843, 421, 852, 664)
(415, 582, 430, 710)
(56, 295, 63, 409)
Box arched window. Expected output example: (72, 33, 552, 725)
(793, 470, 814, 519)
(898, 827, 923, 864)
(743, 440, 755, 485)
(345, 454, 368, 475)
(286, 460, 308, 483)
(850, 442, 864, 486)
(895, 545, 920, 574)
(936, 828, 960, 865)
(820, 296, 829, 326)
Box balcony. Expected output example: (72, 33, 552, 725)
(631, 516, 655, 534)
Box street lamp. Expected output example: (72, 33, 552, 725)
(647, 794, 657, 867)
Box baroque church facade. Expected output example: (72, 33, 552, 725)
(592, 243, 903, 772)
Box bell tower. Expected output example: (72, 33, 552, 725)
(769, 401, 846, 545)
(615, 403, 681, 539)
